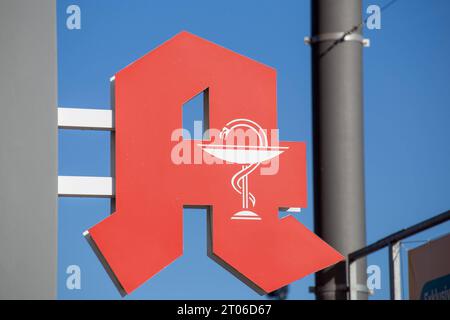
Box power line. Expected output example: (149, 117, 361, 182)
(379, 0, 401, 13)
(319, 0, 401, 58)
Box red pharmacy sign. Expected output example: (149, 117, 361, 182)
(86, 32, 343, 295)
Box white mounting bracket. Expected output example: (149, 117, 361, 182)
(304, 32, 370, 47)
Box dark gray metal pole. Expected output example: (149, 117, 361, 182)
(310, 0, 368, 300)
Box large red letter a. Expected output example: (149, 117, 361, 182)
(86, 32, 343, 295)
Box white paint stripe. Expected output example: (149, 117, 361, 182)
(58, 108, 114, 130)
(286, 207, 301, 213)
(279, 207, 302, 213)
(58, 176, 114, 197)
(198, 144, 289, 150)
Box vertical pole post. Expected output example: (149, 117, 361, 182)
(0, 0, 57, 299)
(389, 241, 402, 300)
(348, 259, 357, 300)
(311, 0, 368, 299)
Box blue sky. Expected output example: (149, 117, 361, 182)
(57, 0, 450, 299)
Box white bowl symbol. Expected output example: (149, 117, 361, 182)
(197, 144, 288, 165)
(198, 119, 288, 221)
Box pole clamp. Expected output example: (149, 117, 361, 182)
(309, 284, 372, 295)
(304, 32, 370, 47)
(309, 284, 349, 294)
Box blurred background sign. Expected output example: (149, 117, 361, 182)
(408, 234, 450, 300)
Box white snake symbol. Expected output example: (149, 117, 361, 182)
(219, 119, 268, 209)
